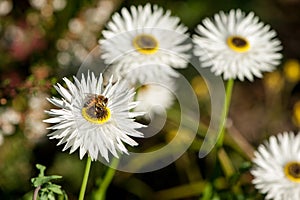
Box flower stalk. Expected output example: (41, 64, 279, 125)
(216, 79, 234, 147)
(94, 158, 119, 200)
(79, 156, 92, 200)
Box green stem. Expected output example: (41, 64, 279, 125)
(94, 158, 119, 200)
(79, 156, 92, 200)
(216, 79, 234, 147)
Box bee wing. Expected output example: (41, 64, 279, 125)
(82, 93, 97, 106)
(83, 93, 98, 100)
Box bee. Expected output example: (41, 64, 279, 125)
(83, 94, 109, 119)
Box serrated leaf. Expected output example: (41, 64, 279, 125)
(31, 175, 62, 187)
(48, 184, 63, 194)
(48, 192, 56, 200)
(63, 191, 69, 200)
(35, 164, 46, 174)
(40, 187, 48, 193)
(40, 192, 49, 200)
(31, 164, 68, 199)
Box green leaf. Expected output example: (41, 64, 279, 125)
(31, 164, 68, 199)
(48, 192, 56, 200)
(36, 164, 46, 176)
(40, 192, 48, 200)
(48, 184, 63, 195)
(31, 175, 62, 187)
(63, 191, 69, 200)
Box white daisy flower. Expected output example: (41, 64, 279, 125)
(193, 9, 282, 81)
(99, 3, 191, 83)
(107, 62, 180, 85)
(44, 72, 145, 161)
(134, 80, 175, 115)
(251, 132, 300, 200)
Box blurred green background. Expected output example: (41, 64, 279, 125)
(0, 0, 300, 199)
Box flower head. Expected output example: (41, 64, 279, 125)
(193, 9, 282, 81)
(251, 132, 300, 200)
(135, 81, 175, 115)
(99, 3, 191, 84)
(44, 72, 144, 161)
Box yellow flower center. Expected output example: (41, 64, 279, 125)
(284, 59, 300, 82)
(226, 35, 250, 53)
(284, 161, 300, 183)
(133, 34, 159, 55)
(81, 94, 111, 124)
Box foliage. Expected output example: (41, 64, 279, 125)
(31, 164, 68, 200)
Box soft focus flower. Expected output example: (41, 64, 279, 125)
(0, 0, 13, 16)
(44, 72, 145, 161)
(29, 0, 67, 13)
(29, 0, 47, 10)
(1, 107, 21, 125)
(191, 76, 209, 99)
(110, 63, 180, 85)
(251, 132, 300, 200)
(134, 80, 175, 115)
(283, 59, 300, 82)
(4, 23, 46, 61)
(99, 3, 191, 84)
(56, 0, 115, 68)
(263, 71, 284, 94)
(193, 9, 282, 81)
(293, 101, 300, 127)
(0, 107, 21, 135)
(24, 92, 50, 140)
(0, 107, 21, 145)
